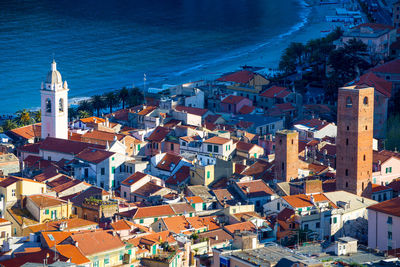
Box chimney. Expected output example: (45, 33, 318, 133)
(215, 235, 218, 241)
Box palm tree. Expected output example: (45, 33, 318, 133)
(68, 107, 78, 121)
(32, 110, 41, 123)
(78, 100, 92, 113)
(118, 87, 129, 109)
(104, 92, 118, 114)
(78, 110, 90, 119)
(91, 95, 106, 116)
(2, 120, 18, 131)
(127, 87, 144, 107)
(15, 109, 33, 126)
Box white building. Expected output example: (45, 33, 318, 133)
(200, 136, 235, 160)
(41, 60, 69, 140)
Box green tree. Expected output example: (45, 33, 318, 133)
(104, 92, 119, 114)
(118, 87, 129, 109)
(91, 95, 106, 116)
(386, 114, 400, 151)
(68, 107, 78, 121)
(15, 109, 33, 126)
(78, 100, 93, 113)
(32, 110, 41, 123)
(127, 88, 144, 107)
(78, 110, 91, 119)
(2, 120, 18, 131)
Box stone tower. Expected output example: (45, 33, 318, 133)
(336, 85, 374, 196)
(275, 130, 299, 182)
(41, 60, 69, 140)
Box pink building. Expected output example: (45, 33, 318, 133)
(368, 197, 400, 251)
(220, 95, 252, 114)
(372, 150, 400, 185)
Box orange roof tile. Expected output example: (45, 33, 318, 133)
(121, 172, 147, 186)
(27, 195, 67, 209)
(134, 205, 175, 219)
(79, 116, 106, 124)
(156, 152, 182, 171)
(71, 230, 125, 256)
(224, 221, 256, 234)
(186, 196, 203, 204)
(9, 123, 41, 140)
(56, 244, 90, 265)
(204, 136, 231, 145)
(28, 218, 97, 233)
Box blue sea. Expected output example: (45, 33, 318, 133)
(0, 0, 309, 114)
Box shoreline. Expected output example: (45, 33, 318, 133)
(4, 0, 341, 116)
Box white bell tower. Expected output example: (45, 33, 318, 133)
(41, 60, 69, 140)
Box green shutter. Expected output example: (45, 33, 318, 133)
(207, 171, 210, 179)
(112, 167, 115, 174)
(139, 219, 144, 224)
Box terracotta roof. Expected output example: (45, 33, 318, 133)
(234, 163, 247, 174)
(205, 114, 222, 124)
(33, 167, 63, 182)
(368, 197, 400, 217)
(277, 207, 295, 221)
(133, 182, 163, 197)
(236, 141, 255, 152)
(198, 228, 233, 246)
(9, 123, 41, 140)
(56, 244, 90, 265)
(164, 119, 182, 128)
(166, 165, 190, 185)
(106, 108, 130, 121)
(373, 150, 400, 164)
(121, 172, 147, 186)
(274, 102, 296, 111)
(212, 189, 236, 206)
(79, 116, 106, 124)
(18, 143, 41, 153)
(221, 95, 249, 104)
(186, 196, 203, 204)
(27, 195, 66, 209)
(156, 152, 182, 171)
(147, 126, 170, 142)
(70, 230, 125, 256)
(170, 202, 196, 214)
(127, 230, 176, 247)
(236, 180, 275, 198)
(260, 86, 290, 98)
(242, 160, 272, 177)
(224, 221, 256, 234)
(371, 58, 400, 74)
(76, 148, 115, 164)
(137, 105, 157, 116)
(238, 105, 255, 114)
(161, 215, 205, 234)
(282, 194, 314, 208)
(388, 179, 400, 192)
(204, 136, 231, 145)
(175, 105, 208, 117)
(353, 22, 395, 30)
(70, 186, 110, 207)
(130, 205, 176, 219)
(217, 70, 257, 84)
(320, 143, 336, 157)
(46, 175, 73, 188)
(346, 72, 392, 97)
(51, 179, 87, 194)
(372, 184, 392, 193)
(0, 176, 44, 188)
(82, 129, 125, 142)
(40, 137, 104, 155)
(28, 218, 97, 233)
(41, 231, 72, 248)
(322, 179, 336, 192)
(0, 248, 68, 267)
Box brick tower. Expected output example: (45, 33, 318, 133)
(275, 130, 299, 182)
(336, 85, 374, 196)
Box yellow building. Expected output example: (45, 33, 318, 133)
(0, 218, 11, 246)
(25, 195, 72, 223)
(190, 163, 215, 186)
(0, 176, 46, 208)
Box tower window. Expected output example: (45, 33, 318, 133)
(345, 169, 349, 176)
(363, 155, 366, 161)
(59, 98, 64, 112)
(346, 96, 352, 108)
(346, 182, 348, 188)
(291, 139, 294, 145)
(279, 139, 282, 145)
(346, 138, 349, 146)
(45, 98, 51, 113)
(365, 125, 368, 130)
(281, 162, 284, 170)
(347, 126, 349, 131)
(363, 97, 368, 106)
(362, 182, 364, 191)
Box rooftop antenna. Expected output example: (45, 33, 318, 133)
(143, 73, 147, 105)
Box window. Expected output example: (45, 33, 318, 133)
(346, 96, 352, 107)
(363, 96, 368, 106)
(333, 217, 337, 224)
(345, 169, 349, 176)
(170, 143, 174, 150)
(11, 189, 16, 197)
(387, 216, 393, 224)
(346, 138, 349, 146)
(365, 125, 368, 130)
(154, 217, 158, 222)
(363, 155, 366, 161)
(316, 222, 320, 228)
(346, 181, 348, 188)
(388, 231, 392, 240)
(304, 224, 308, 230)
(59, 98, 64, 112)
(45, 209, 49, 215)
(347, 126, 349, 131)
(139, 219, 144, 224)
(112, 167, 115, 174)
(207, 145, 212, 152)
(45, 98, 52, 113)
(120, 165, 123, 172)
(182, 141, 187, 146)
(207, 171, 210, 179)
(48, 156, 51, 161)
(124, 192, 127, 198)
(119, 251, 124, 261)
(104, 256, 109, 265)
(277, 202, 280, 211)
(213, 145, 218, 153)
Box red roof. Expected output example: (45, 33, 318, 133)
(371, 59, 400, 74)
(18, 143, 41, 154)
(147, 126, 170, 142)
(353, 23, 395, 30)
(121, 172, 147, 186)
(260, 86, 290, 98)
(347, 72, 392, 97)
(0, 248, 68, 267)
(166, 165, 190, 185)
(40, 137, 104, 155)
(368, 197, 400, 217)
(372, 184, 392, 193)
(9, 123, 41, 140)
(236, 141, 255, 152)
(156, 152, 182, 171)
(175, 105, 208, 116)
(217, 70, 256, 84)
(235, 180, 275, 198)
(76, 148, 115, 164)
(238, 105, 255, 114)
(221, 95, 249, 104)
